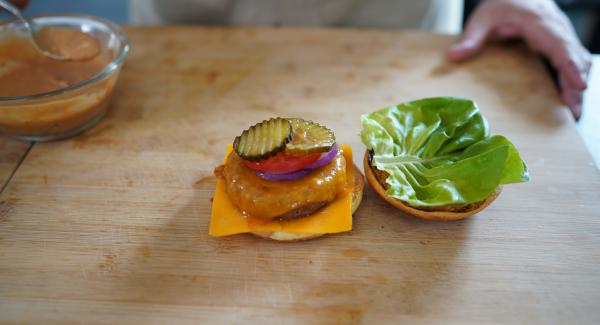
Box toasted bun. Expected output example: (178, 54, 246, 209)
(364, 151, 500, 221)
(251, 163, 365, 242)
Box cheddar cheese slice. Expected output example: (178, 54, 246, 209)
(209, 145, 354, 236)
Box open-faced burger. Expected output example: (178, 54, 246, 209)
(360, 97, 529, 221)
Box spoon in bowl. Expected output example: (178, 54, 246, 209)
(0, 0, 100, 61)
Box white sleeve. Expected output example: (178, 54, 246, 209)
(129, 0, 164, 25)
(423, 0, 464, 34)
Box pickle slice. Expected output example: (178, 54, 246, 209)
(285, 118, 336, 154)
(233, 118, 292, 161)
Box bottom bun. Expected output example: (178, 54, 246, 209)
(250, 163, 365, 242)
(251, 231, 324, 242)
(364, 151, 500, 221)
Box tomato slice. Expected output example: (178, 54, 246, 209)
(243, 151, 321, 173)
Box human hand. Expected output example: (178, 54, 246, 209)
(447, 0, 592, 119)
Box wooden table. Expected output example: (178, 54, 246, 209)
(1, 27, 599, 324)
(0, 138, 30, 193)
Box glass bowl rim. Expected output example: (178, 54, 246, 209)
(0, 13, 130, 103)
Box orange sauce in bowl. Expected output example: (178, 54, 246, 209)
(0, 34, 115, 139)
(0, 36, 106, 97)
(35, 26, 100, 62)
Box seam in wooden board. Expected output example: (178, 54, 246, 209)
(0, 142, 34, 195)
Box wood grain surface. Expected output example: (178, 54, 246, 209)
(0, 137, 30, 193)
(1, 27, 599, 324)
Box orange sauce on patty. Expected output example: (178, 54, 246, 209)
(221, 150, 347, 220)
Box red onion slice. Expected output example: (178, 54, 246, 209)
(254, 144, 339, 182)
(254, 168, 313, 182)
(306, 144, 338, 169)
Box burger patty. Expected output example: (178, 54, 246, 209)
(215, 150, 347, 221)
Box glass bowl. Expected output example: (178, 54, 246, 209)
(0, 14, 129, 141)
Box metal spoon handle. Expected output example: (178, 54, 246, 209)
(0, 0, 69, 60)
(0, 0, 32, 30)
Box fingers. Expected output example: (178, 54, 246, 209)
(447, 18, 491, 62)
(572, 47, 592, 89)
(445, 0, 591, 120)
(559, 73, 584, 120)
(519, 20, 591, 118)
(556, 45, 590, 91)
(494, 24, 520, 39)
(521, 18, 590, 91)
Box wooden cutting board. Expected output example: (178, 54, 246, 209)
(0, 138, 30, 192)
(1, 27, 599, 324)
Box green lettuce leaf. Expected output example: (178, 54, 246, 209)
(360, 97, 529, 207)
